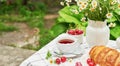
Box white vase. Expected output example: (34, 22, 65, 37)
(86, 20, 110, 47)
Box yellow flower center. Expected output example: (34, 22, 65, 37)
(90, 8, 95, 12)
(118, 4, 120, 8)
(81, 4, 86, 8)
(107, 13, 111, 16)
(79, 1, 82, 5)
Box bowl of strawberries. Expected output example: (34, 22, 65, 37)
(67, 29, 84, 44)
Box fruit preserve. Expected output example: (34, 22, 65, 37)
(58, 39, 74, 44)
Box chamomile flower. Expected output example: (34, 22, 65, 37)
(81, 17, 86, 22)
(77, 1, 88, 7)
(91, 0, 98, 8)
(106, 13, 113, 18)
(108, 23, 116, 27)
(60, 2, 64, 6)
(77, 1, 83, 6)
(81, 4, 87, 9)
(90, 8, 95, 12)
(111, 0, 117, 5)
(65, 0, 72, 2)
(66, 2, 70, 6)
(99, 7, 102, 11)
(72, 9, 79, 14)
(79, 7, 84, 11)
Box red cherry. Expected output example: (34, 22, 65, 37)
(87, 58, 93, 64)
(67, 29, 75, 35)
(75, 30, 83, 35)
(75, 62, 82, 66)
(55, 58, 61, 64)
(61, 56, 67, 63)
(88, 62, 96, 66)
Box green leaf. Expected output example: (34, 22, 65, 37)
(58, 5, 84, 24)
(110, 25, 120, 38)
(57, 17, 65, 23)
(114, 9, 120, 15)
(46, 51, 52, 59)
(106, 16, 117, 23)
(51, 23, 68, 36)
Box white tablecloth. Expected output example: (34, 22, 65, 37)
(20, 33, 118, 66)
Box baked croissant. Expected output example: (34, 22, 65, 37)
(89, 46, 120, 66)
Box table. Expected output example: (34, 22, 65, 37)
(20, 33, 117, 66)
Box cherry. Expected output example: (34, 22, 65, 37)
(87, 58, 93, 64)
(55, 58, 61, 64)
(88, 62, 96, 66)
(67, 29, 75, 35)
(75, 62, 82, 66)
(61, 56, 67, 63)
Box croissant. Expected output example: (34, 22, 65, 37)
(89, 46, 120, 66)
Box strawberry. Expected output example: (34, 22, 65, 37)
(75, 29, 83, 35)
(87, 58, 96, 66)
(55, 58, 61, 64)
(61, 56, 67, 63)
(67, 29, 75, 35)
(88, 62, 96, 66)
(75, 62, 82, 66)
(87, 58, 93, 64)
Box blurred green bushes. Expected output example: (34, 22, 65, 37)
(0, 0, 46, 29)
(0, 0, 48, 50)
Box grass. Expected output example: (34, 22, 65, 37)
(0, 22, 17, 32)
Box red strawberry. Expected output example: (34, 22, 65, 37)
(87, 58, 93, 64)
(88, 62, 96, 66)
(87, 58, 96, 66)
(55, 58, 61, 64)
(75, 29, 83, 35)
(75, 62, 82, 66)
(67, 29, 75, 35)
(61, 56, 67, 63)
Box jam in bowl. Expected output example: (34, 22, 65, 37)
(56, 34, 80, 54)
(58, 39, 74, 44)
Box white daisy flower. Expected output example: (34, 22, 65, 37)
(106, 13, 113, 18)
(66, 2, 70, 6)
(108, 23, 116, 27)
(99, 7, 102, 10)
(72, 9, 79, 14)
(60, 2, 64, 6)
(79, 7, 84, 12)
(65, 0, 72, 2)
(90, 8, 95, 12)
(77, 1, 88, 8)
(111, 0, 117, 5)
(81, 17, 86, 22)
(77, 1, 84, 6)
(91, 0, 98, 8)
